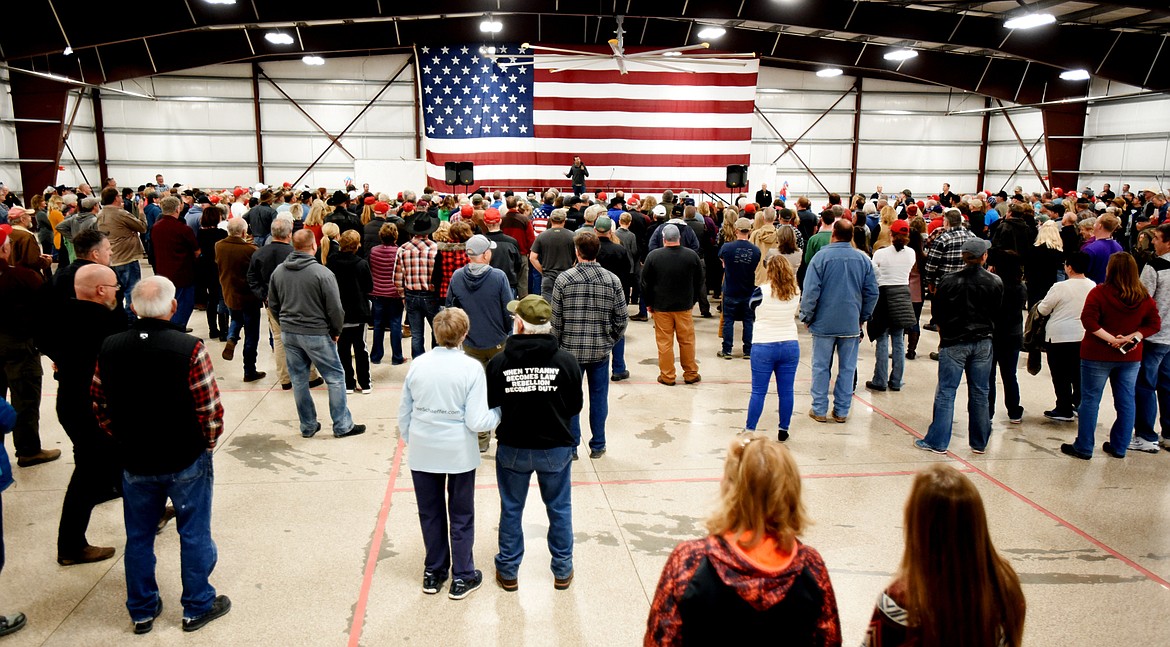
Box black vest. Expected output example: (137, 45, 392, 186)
(96, 318, 206, 475)
(678, 556, 824, 646)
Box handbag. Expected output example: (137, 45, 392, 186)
(1023, 303, 1050, 376)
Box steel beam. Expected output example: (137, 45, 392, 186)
(770, 82, 857, 165)
(251, 62, 264, 183)
(1041, 103, 1088, 192)
(850, 78, 863, 196)
(976, 96, 991, 191)
(91, 87, 109, 186)
(996, 99, 1049, 192)
(258, 69, 354, 159)
(753, 107, 830, 196)
(9, 72, 69, 195)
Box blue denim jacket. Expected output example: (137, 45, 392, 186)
(800, 242, 879, 337)
(0, 399, 15, 492)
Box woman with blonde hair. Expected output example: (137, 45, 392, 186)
(646, 434, 840, 645)
(639, 195, 658, 215)
(871, 205, 898, 251)
(316, 221, 341, 266)
(745, 253, 802, 440)
(304, 199, 327, 245)
(1026, 220, 1065, 307)
(749, 209, 779, 286)
(719, 207, 738, 246)
(863, 463, 1025, 647)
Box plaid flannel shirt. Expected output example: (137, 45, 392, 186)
(551, 261, 629, 364)
(436, 245, 469, 299)
(91, 341, 224, 448)
(924, 227, 973, 288)
(394, 236, 439, 293)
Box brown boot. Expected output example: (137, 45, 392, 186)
(58, 545, 116, 566)
(906, 331, 920, 360)
(17, 449, 61, 468)
(402, 324, 412, 339)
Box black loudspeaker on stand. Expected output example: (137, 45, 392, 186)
(725, 164, 748, 189)
(444, 161, 475, 187)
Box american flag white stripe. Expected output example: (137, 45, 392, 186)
(420, 45, 759, 193)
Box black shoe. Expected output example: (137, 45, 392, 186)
(1102, 442, 1125, 458)
(923, 323, 939, 332)
(865, 380, 887, 392)
(448, 570, 483, 600)
(630, 314, 648, 322)
(571, 450, 579, 461)
(242, 371, 266, 383)
(308, 377, 325, 388)
(157, 506, 176, 535)
(422, 571, 447, 594)
(929, 351, 940, 361)
(554, 570, 574, 591)
(335, 423, 367, 439)
(0, 612, 26, 638)
(58, 544, 116, 566)
(905, 350, 916, 360)
(281, 382, 293, 391)
(1044, 409, 1075, 422)
(133, 600, 162, 635)
(611, 371, 630, 381)
(699, 312, 713, 318)
(777, 428, 789, 443)
(889, 384, 902, 392)
(182, 595, 230, 632)
(1060, 443, 1091, 460)
(302, 422, 322, 439)
(589, 448, 606, 459)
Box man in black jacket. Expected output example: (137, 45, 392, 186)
(486, 295, 583, 592)
(755, 184, 772, 208)
(243, 189, 278, 247)
(481, 208, 522, 295)
(641, 225, 704, 386)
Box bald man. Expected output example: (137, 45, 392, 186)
(41, 264, 128, 565)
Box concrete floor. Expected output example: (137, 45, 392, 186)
(3, 295, 1170, 646)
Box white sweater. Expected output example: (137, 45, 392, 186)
(1036, 277, 1095, 344)
(752, 286, 801, 344)
(871, 244, 915, 287)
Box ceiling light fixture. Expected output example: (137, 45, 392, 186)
(203, 0, 237, 4)
(302, 55, 325, 65)
(479, 16, 503, 33)
(1004, 13, 1056, 30)
(265, 32, 294, 45)
(883, 49, 918, 61)
(1060, 69, 1090, 81)
(63, 46, 73, 56)
(696, 26, 726, 39)
(816, 68, 843, 77)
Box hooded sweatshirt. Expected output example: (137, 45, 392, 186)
(1079, 282, 1161, 362)
(749, 226, 779, 286)
(486, 334, 583, 449)
(268, 251, 345, 337)
(645, 535, 841, 646)
(445, 263, 512, 349)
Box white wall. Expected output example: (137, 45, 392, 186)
(1079, 80, 1170, 193)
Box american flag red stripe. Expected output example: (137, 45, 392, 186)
(421, 46, 759, 194)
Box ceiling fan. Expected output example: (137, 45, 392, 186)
(487, 15, 756, 75)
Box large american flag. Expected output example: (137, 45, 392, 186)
(419, 43, 759, 194)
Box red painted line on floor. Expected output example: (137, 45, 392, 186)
(854, 393, 1170, 591)
(384, 467, 952, 494)
(347, 437, 406, 647)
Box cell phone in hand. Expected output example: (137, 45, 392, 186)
(1118, 338, 1140, 354)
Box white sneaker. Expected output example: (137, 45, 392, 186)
(1129, 437, 1160, 454)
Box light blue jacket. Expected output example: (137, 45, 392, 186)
(799, 241, 879, 337)
(398, 348, 500, 473)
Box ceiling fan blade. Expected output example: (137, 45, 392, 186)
(521, 44, 601, 57)
(630, 60, 698, 74)
(550, 58, 619, 74)
(493, 55, 600, 69)
(608, 38, 623, 58)
(624, 43, 710, 58)
(666, 52, 758, 58)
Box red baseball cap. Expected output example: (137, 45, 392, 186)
(890, 220, 910, 234)
(484, 208, 502, 224)
(743, 203, 757, 214)
(461, 204, 474, 217)
(374, 201, 390, 215)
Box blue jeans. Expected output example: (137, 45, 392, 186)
(611, 336, 626, 375)
(282, 332, 354, 435)
(809, 335, 860, 417)
(1134, 341, 1170, 442)
(1074, 359, 1139, 456)
(112, 262, 141, 324)
(528, 265, 542, 298)
(494, 444, 574, 580)
(171, 285, 195, 327)
(252, 235, 269, 248)
(720, 295, 754, 355)
(229, 304, 262, 375)
(370, 296, 404, 364)
(405, 291, 441, 359)
(122, 452, 217, 622)
(872, 329, 906, 389)
(922, 339, 993, 452)
(746, 341, 800, 431)
(569, 358, 609, 452)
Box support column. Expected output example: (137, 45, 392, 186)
(91, 88, 110, 186)
(252, 62, 265, 183)
(849, 78, 862, 196)
(976, 97, 991, 191)
(1042, 103, 1088, 193)
(10, 73, 70, 195)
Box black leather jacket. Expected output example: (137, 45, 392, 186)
(935, 263, 1003, 347)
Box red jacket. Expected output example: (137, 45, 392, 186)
(1079, 283, 1161, 362)
(500, 210, 536, 254)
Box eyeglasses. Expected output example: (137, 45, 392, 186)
(100, 284, 121, 290)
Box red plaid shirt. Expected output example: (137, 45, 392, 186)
(394, 236, 439, 293)
(436, 244, 469, 298)
(92, 341, 224, 448)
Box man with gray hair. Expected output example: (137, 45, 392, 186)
(641, 224, 704, 386)
(248, 218, 321, 390)
(215, 218, 264, 381)
(269, 230, 366, 439)
(150, 195, 200, 327)
(91, 275, 231, 634)
(485, 295, 583, 591)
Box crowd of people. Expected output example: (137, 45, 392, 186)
(0, 173, 1166, 642)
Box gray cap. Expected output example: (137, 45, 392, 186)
(961, 238, 991, 257)
(466, 234, 496, 256)
(81, 196, 100, 210)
